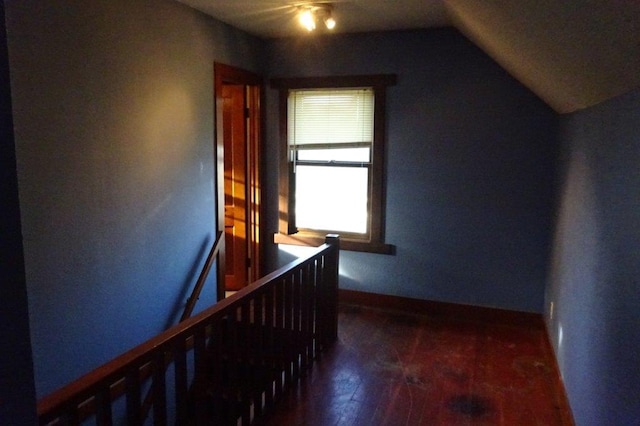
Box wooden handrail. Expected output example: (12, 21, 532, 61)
(135, 231, 222, 422)
(38, 235, 340, 425)
(180, 230, 223, 322)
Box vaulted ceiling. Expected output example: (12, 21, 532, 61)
(177, 0, 640, 114)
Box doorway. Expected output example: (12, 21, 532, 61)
(214, 63, 262, 296)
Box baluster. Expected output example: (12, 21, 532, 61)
(228, 308, 240, 422)
(193, 326, 208, 423)
(152, 350, 167, 425)
(65, 403, 81, 426)
(274, 278, 285, 399)
(325, 235, 340, 343)
(252, 291, 265, 419)
(94, 385, 112, 426)
(264, 284, 275, 411)
(125, 367, 142, 425)
(292, 269, 302, 380)
(209, 321, 223, 422)
(316, 254, 327, 353)
(283, 273, 294, 388)
(300, 262, 312, 372)
(311, 260, 317, 357)
(240, 301, 251, 424)
(173, 339, 188, 425)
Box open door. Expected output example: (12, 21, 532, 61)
(222, 84, 247, 290)
(215, 63, 262, 296)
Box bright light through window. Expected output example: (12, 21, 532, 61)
(295, 165, 369, 234)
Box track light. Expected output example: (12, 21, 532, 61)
(299, 9, 316, 31)
(298, 4, 336, 32)
(324, 16, 336, 30)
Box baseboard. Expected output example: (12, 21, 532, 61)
(338, 289, 545, 329)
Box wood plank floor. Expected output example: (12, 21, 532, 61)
(263, 303, 573, 425)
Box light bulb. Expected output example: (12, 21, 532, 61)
(299, 9, 316, 31)
(324, 17, 336, 30)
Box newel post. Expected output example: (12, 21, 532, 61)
(324, 234, 340, 343)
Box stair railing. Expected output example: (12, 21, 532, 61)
(135, 230, 224, 422)
(181, 230, 224, 322)
(37, 235, 339, 425)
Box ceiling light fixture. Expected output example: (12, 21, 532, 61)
(298, 4, 336, 32)
(300, 9, 316, 31)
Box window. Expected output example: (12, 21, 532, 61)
(271, 75, 396, 253)
(290, 88, 372, 234)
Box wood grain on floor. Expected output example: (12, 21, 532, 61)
(263, 303, 573, 425)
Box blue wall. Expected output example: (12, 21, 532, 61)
(265, 29, 558, 313)
(546, 88, 640, 425)
(6, 0, 264, 397)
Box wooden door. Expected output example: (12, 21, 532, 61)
(215, 63, 262, 299)
(223, 84, 248, 290)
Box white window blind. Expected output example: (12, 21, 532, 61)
(288, 88, 374, 146)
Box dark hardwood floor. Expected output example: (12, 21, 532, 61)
(263, 302, 573, 425)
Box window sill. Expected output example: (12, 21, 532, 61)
(274, 233, 395, 255)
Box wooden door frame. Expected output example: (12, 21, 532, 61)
(214, 62, 263, 300)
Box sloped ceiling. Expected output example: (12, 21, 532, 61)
(178, 0, 640, 113)
(445, 0, 640, 113)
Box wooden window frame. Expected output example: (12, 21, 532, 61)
(271, 74, 396, 254)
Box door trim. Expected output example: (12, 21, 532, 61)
(214, 63, 263, 299)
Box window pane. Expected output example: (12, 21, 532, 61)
(297, 147, 370, 162)
(295, 166, 368, 234)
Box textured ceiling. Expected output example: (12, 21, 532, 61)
(177, 0, 640, 113)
